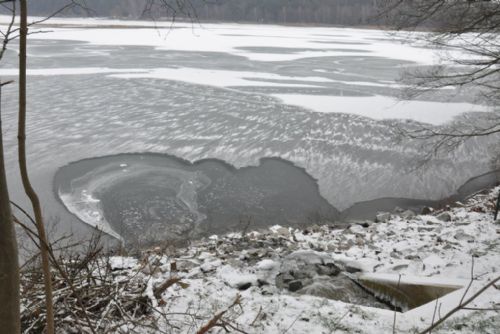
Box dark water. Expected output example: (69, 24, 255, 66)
(54, 153, 339, 244)
(342, 170, 500, 220)
(54, 153, 499, 245)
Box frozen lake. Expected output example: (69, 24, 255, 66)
(0, 18, 498, 242)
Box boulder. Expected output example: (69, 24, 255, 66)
(421, 206, 434, 215)
(275, 227, 291, 238)
(375, 212, 391, 223)
(349, 224, 366, 235)
(275, 251, 342, 291)
(401, 210, 416, 219)
(345, 264, 362, 274)
(260, 285, 275, 295)
(454, 231, 474, 242)
(237, 282, 252, 291)
(288, 280, 304, 292)
(316, 262, 341, 276)
(393, 206, 404, 213)
(436, 212, 452, 222)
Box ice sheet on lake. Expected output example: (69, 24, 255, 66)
(17, 19, 442, 64)
(0, 18, 497, 238)
(273, 94, 489, 125)
(110, 67, 330, 88)
(0, 67, 148, 76)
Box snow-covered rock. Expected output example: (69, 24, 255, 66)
(99, 186, 500, 333)
(375, 212, 391, 223)
(436, 211, 452, 222)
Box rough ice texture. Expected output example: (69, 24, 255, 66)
(0, 17, 497, 239)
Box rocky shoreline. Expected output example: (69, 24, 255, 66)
(21, 185, 499, 333)
(95, 185, 500, 333)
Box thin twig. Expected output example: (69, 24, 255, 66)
(419, 276, 500, 334)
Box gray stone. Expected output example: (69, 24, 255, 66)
(261, 285, 275, 295)
(390, 251, 401, 259)
(275, 272, 295, 289)
(257, 279, 269, 287)
(418, 226, 435, 232)
(316, 263, 341, 276)
(421, 207, 434, 215)
(454, 231, 474, 242)
(375, 212, 391, 223)
(237, 282, 252, 291)
(247, 248, 260, 256)
(349, 224, 366, 235)
(345, 264, 362, 273)
(471, 250, 486, 258)
(401, 210, 416, 219)
(275, 227, 291, 238)
(288, 280, 303, 292)
(282, 273, 294, 283)
(436, 212, 452, 222)
(393, 206, 404, 213)
(359, 221, 372, 228)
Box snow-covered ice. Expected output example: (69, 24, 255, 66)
(273, 94, 488, 125)
(0, 16, 497, 240)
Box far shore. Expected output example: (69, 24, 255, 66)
(0, 14, 433, 33)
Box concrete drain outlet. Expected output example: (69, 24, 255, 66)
(357, 274, 463, 312)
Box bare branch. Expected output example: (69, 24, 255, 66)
(419, 275, 500, 334)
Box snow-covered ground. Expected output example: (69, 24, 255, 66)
(105, 186, 500, 333)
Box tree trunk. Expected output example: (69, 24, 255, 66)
(0, 84, 21, 333)
(18, 1, 55, 333)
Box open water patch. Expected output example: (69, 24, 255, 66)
(54, 153, 339, 245)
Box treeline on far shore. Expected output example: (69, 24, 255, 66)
(20, 0, 384, 26)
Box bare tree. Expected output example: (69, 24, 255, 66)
(142, 0, 199, 20)
(0, 1, 199, 332)
(380, 0, 500, 157)
(1, 1, 90, 332)
(17, 1, 57, 332)
(0, 82, 20, 334)
(0, 1, 20, 332)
